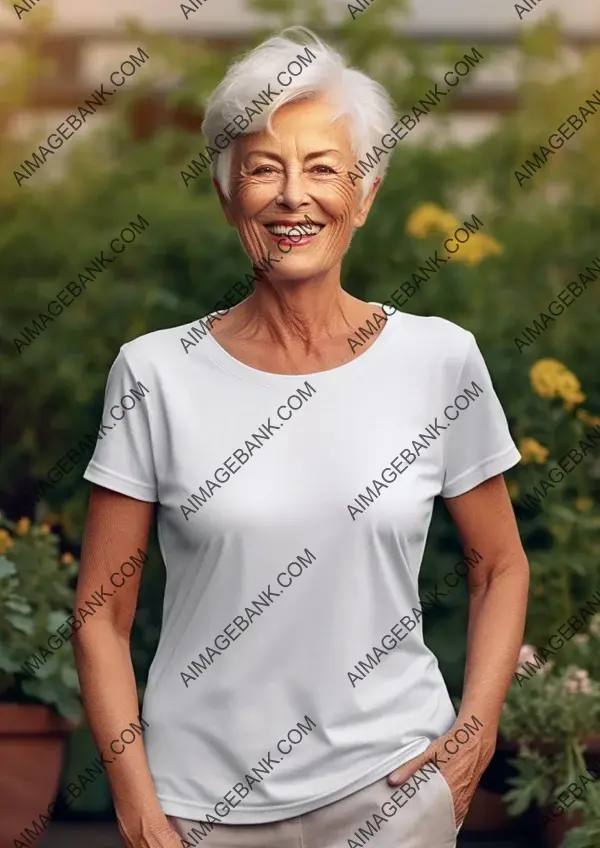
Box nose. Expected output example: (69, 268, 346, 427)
(277, 165, 309, 211)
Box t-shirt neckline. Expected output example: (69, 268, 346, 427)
(202, 303, 401, 387)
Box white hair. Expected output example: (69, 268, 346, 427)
(202, 26, 397, 201)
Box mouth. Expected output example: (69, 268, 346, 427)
(263, 220, 326, 248)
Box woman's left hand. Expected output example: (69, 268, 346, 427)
(386, 720, 497, 828)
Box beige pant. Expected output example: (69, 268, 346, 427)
(168, 769, 458, 847)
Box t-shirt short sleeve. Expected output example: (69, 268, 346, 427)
(83, 346, 158, 502)
(441, 333, 521, 499)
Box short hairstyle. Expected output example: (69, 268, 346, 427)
(202, 26, 397, 200)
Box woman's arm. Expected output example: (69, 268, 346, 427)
(389, 474, 530, 825)
(445, 473, 530, 736)
(72, 485, 180, 847)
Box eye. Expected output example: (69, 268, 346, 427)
(251, 165, 277, 175)
(311, 165, 336, 174)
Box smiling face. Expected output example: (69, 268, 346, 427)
(216, 94, 380, 283)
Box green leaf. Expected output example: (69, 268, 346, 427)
(60, 665, 80, 689)
(21, 677, 60, 706)
(52, 694, 81, 723)
(47, 610, 70, 632)
(29, 652, 62, 680)
(4, 598, 32, 615)
(0, 556, 17, 579)
(6, 614, 34, 635)
(0, 642, 21, 672)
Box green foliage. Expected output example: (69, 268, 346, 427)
(512, 380, 600, 650)
(501, 664, 600, 750)
(503, 743, 600, 848)
(500, 649, 600, 840)
(561, 814, 600, 848)
(0, 516, 81, 720)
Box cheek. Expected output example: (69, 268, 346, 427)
(316, 177, 360, 226)
(315, 181, 361, 262)
(229, 179, 271, 255)
(232, 175, 274, 214)
(236, 222, 265, 261)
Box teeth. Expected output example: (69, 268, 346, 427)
(266, 224, 324, 236)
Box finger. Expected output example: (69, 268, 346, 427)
(387, 748, 431, 785)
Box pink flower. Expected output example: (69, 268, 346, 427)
(518, 644, 538, 667)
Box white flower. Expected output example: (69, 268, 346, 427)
(573, 634, 589, 647)
(564, 668, 593, 694)
(589, 614, 600, 638)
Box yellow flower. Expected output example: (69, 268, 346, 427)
(574, 497, 594, 512)
(0, 529, 14, 555)
(557, 371, 586, 410)
(406, 204, 503, 265)
(15, 517, 31, 535)
(449, 232, 504, 267)
(530, 359, 564, 398)
(530, 359, 585, 410)
(61, 552, 75, 564)
(39, 523, 51, 534)
(577, 409, 600, 427)
(406, 203, 459, 239)
(519, 437, 549, 465)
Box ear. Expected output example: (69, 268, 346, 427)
(213, 178, 236, 228)
(352, 177, 381, 229)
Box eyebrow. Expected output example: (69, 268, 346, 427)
(245, 149, 341, 161)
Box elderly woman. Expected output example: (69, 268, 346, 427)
(74, 27, 529, 848)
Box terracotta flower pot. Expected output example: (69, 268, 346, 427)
(0, 703, 73, 848)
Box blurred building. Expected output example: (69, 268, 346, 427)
(1, 0, 599, 166)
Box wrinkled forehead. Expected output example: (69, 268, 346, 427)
(235, 95, 356, 160)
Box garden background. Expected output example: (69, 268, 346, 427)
(1, 0, 600, 846)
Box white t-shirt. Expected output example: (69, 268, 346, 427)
(83, 308, 520, 824)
